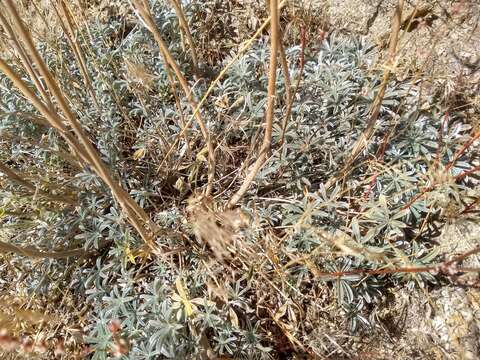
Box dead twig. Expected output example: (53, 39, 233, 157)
(226, 0, 280, 208)
(0, 161, 76, 205)
(279, 26, 306, 147)
(0, 0, 159, 250)
(131, 0, 216, 197)
(325, 0, 404, 190)
(168, 0, 199, 75)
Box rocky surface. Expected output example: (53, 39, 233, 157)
(323, 3, 480, 357)
(381, 286, 480, 359)
(325, 0, 480, 110)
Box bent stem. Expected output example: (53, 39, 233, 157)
(155, 1, 287, 177)
(168, 0, 199, 75)
(0, 0, 158, 250)
(0, 161, 76, 205)
(226, 0, 280, 208)
(132, 0, 215, 197)
(325, 0, 404, 190)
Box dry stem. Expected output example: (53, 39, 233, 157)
(0, 161, 76, 205)
(132, 0, 215, 196)
(226, 0, 280, 208)
(325, 0, 404, 190)
(0, 0, 158, 250)
(168, 0, 199, 75)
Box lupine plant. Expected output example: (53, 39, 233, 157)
(0, 0, 478, 359)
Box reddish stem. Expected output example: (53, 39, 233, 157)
(434, 111, 449, 169)
(363, 174, 378, 200)
(454, 165, 480, 181)
(445, 130, 480, 172)
(318, 245, 480, 279)
(401, 135, 480, 211)
(461, 197, 480, 214)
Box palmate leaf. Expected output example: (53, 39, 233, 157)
(2, 2, 478, 356)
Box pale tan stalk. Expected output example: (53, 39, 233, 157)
(168, 0, 199, 74)
(0, 27, 88, 163)
(0, 58, 155, 249)
(226, 0, 280, 208)
(278, 28, 292, 121)
(0, 11, 90, 164)
(156, 0, 287, 176)
(1, 2, 92, 165)
(278, 27, 295, 148)
(55, 0, 100, 110)
(325, 0, 404, 190)
(1, 0, 158, 249)
(71, 0, 95, 45)
(0, 12, 52, 109)
(0, 161, 76, 204)
(132, 0, 215, 196)
(4, 2, 120, 179)
(0, 59, 90, 165)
